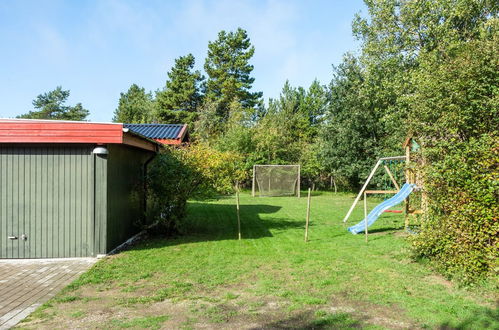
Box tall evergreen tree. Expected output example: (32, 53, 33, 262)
(113, 84, 152, 123)
(303, 80, 328, 132)
(155, 54, 204, 125)
(204, 28, 262, 119)
(18, 86, 89, 121)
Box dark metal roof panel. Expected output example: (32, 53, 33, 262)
(124, 124, 184, 139)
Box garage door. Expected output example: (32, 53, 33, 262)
(0, 145, 94, 258)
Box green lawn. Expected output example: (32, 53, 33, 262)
(19, 192, 497, 329)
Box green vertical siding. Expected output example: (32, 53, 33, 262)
(0, 145, 94, 258)
(105, 145, 153, 252)
(0, 143, 155, 258)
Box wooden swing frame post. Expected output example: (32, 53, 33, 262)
(342, 159, 381, 223)
(364, 192, 368, 243)
(402, 139, 425, 229)
(383, 165, 400, 190)
(404, 144, 411, 229)
(342, 155, 406, 223)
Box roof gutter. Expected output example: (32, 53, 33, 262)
(142, 151, 157, 226)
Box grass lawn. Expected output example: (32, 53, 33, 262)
(19, 192, 497, 329)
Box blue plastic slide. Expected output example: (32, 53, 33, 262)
(348, 183, 416, 234)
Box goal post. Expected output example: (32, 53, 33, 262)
(252, 165, 301, 197)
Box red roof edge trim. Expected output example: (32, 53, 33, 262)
(0, 120, 124, 144)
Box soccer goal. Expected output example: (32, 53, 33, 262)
(252, 165, 300, 197)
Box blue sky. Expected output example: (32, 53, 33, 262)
(0, 0, 366, 122)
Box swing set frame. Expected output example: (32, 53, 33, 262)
(343, 145, 423, 229)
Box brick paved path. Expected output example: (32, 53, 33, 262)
(0, 258, 96, 329)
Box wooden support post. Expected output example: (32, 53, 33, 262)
(365, 190, 399, 194)
(405, 145, 411, 183)
(404, 145, 410, 229)
(252, 165, 256, 197)
(343, 156, 406, 224)
(404, 195, 410, 230)
(343, 159, 382, 223)
(236, 184, 241, 240)
(364, 192, 368, 243)
(305, 188, 311, 242)
(383, 165, 400, 190)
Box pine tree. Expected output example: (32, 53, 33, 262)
(18, 86, 89, 121)
(155, 54, 204, 125)
(113, 84, 152, 123)
(204, 28, 262, 120)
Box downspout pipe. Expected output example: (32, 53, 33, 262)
(143, 147, 159, 226)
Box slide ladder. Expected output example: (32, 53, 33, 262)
(348, 183, 415, 234)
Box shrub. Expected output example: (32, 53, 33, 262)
(179, 143, 247, 196)
(408, 31, 499, 283)
(146, 144, 246, 234)
(410, 134, 499, 283)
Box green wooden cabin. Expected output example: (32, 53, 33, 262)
(0, 120, 159, 258)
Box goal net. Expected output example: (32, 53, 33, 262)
(252, 165, 300, 197)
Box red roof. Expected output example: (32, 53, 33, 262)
(0, 119, 159, 152)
